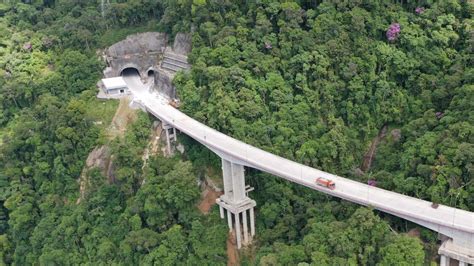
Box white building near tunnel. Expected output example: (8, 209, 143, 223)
(101, 77, 128, 96)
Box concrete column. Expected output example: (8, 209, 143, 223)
(219, 205, 224, 219)
(242, 210, 249, 244)
(219, 159, 256, 249)
(172, 128, 177, 141)
(226, 210, 233, 231)
(231, 163, 245, 203)
(440, 255, 449, 266)
(165, 128, 171, 154)
(221, 159, 247, 203)
(222, 159, 233, 200)
(250, 207, 255, 236)
(458, 261, 467, 266)
(235, 212, 242, 249)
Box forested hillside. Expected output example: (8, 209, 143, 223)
(0, 1, 472, 265)
(173, 1, 473, 264)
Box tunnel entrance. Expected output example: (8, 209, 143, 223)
(147, 69, 155, 78)
(147, 69, 155, 84)
(120, 67, 140, 77)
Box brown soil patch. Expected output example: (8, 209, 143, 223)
(107, 97, 137, 139)
(142, 124, 163, 171)
(361, 124, 388, 172)
(227, 230, 239, 266)
(197, 188, 222, 214)
(150, 125, 163, 155)
(407, 228, 421, 238)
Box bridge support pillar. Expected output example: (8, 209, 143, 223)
(440, 255, 449, 266)
(242, 210, 248, 244)
(439, 239, 474, 266)
(162, 122, 177, 154)
(216, 159, 256, 249)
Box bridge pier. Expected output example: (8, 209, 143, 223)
(162, 122, 177, 154)
(440, 255, 449, 266)
(439, 238, 474, 266)
(216, 159, 256, 249)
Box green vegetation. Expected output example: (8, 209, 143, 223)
(0, 0, 472, 265)
(173, 0, 472, 264)
(0, 1, 227, 264)
(98, 21, 162, 48)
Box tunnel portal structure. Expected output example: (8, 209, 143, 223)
(100, 32, 191, 99)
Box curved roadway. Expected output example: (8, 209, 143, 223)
(123, 73, 474, 250)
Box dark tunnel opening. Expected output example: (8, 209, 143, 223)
(147, 69, 155, 84)
(147, 69, 155, 78)
(120, 67, 140, 77)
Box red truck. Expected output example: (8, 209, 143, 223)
(316, 177, 336, 190)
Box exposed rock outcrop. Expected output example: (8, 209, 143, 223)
(173, 33, 192, 55)
(85, 145, 112, 175)
(390, 128, 401, 142)
(153, 33, 192, 98)
(103, 32, 167, 78)
(107, 32, 167, 58)
(77, 145, 114, 203)
(155, 68, 176, 98)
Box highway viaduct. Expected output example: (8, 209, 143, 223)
(117, 71, 473, 265)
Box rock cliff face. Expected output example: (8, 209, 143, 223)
(173, 33, 192, 55)
(107, 32, 167, 58)
(102, 32, 191, 99)
(77, 145, 114, 203)
(155, 70, 175, 98)
(153, 33, 191, 99)
(103, 32, 168, 78)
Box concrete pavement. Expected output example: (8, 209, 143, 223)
(123, 73, 474, 259)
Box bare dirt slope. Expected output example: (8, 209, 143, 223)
(78, 97, 137, 203)
(361, 125, 388, 172)
(198, 188, 222, 214)
(227, 231, 239, 266)
(107, 96, 137, 140)
(141, 123, 163, 172)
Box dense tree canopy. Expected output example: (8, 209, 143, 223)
(172, 0, 472, 264)
(0, 0, 472, 265)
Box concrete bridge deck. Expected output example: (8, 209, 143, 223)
(123, 72, 474, 263)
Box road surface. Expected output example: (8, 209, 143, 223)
(123, 73, 474, 250)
